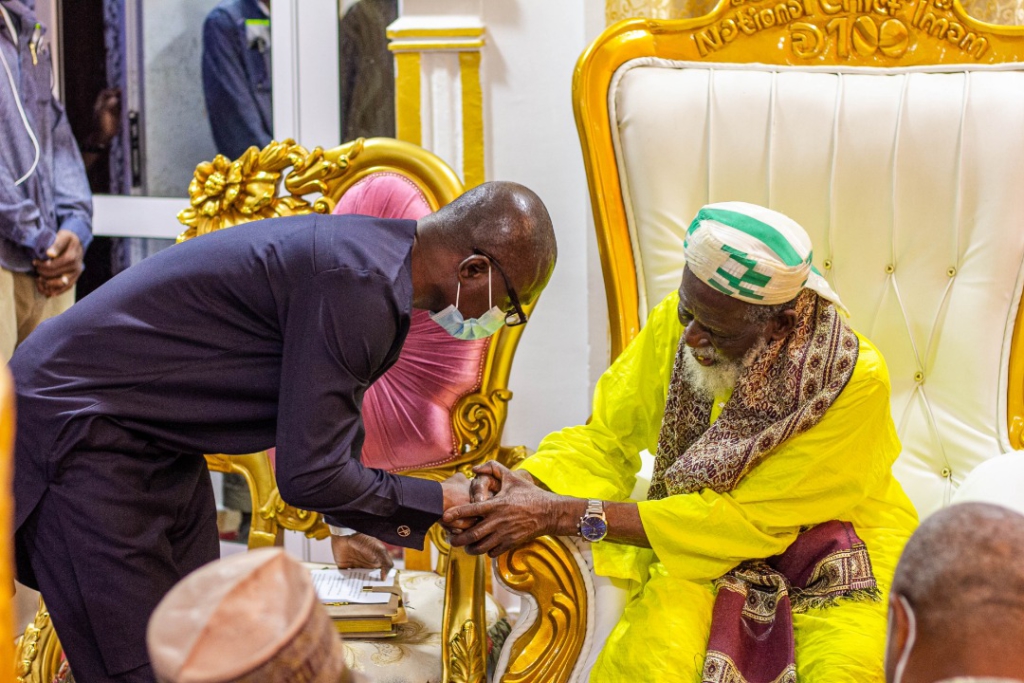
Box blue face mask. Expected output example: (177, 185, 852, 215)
(430, 266, 506, 340)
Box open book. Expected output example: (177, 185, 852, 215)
(305, 565, 405, 638)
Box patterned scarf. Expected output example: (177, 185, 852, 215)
(648, 289, 875, 682)
(648, 289, 858, 499)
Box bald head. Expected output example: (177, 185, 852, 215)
(887, 503, 1024, 682)
(421, 181, 556, 302)
(411, 181, 557, 326)
(893, 502, 1024, 625)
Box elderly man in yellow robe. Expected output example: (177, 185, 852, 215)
(444, 202, 919, 682)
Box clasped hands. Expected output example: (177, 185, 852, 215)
(332, 465, 570, 572)
(440, 462, 573, 558)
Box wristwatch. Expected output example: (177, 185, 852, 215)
(578, 499, 608, 542)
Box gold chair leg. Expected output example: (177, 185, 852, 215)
(442, 544, 488, 683)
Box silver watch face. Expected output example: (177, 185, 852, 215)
(580, 515, 608, 542)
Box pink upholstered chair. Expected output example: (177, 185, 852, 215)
(324, 171, 508, 681)
(335, 173, 492, 479)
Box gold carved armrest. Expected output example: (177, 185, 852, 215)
(204, 452, 329, 548)
(495, 536, 590, 683)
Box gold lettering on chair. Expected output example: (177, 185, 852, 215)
(671, 0, 1013, 64)
(911, 0, 990, 56)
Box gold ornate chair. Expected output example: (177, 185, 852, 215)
(493, 7, 1024, 682)
(16, 137, 532, 683)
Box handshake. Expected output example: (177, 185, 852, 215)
(438, 462, 573, 558)
(332, 462, 574, 573)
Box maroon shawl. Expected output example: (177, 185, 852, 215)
(702, 521, 879, 682)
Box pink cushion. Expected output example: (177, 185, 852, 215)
(332, 174, 490, 471)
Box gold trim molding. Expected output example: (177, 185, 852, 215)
(0, 367, 15, 678)
(389, 39, 485, 52)
(388, 26, 485, 38)
(389, 23, 486, 190)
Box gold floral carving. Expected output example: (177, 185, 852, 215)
(177, 139, 356, 240)
(442, 545, 488, 683)
(496, 536, 588, 683)
(15, 598, 63, 683)
(447, 621, 486, 683)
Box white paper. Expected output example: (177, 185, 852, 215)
(310, 568, 397, 604)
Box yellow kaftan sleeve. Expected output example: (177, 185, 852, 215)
(518, 293, 684, 501)
(624, 334, 902, 583)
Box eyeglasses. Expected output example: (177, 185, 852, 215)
(473, 248, 528, 326)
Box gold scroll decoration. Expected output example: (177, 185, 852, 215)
(204, 453, 329, 548)
(444, 552, 488, 683)
(496, 536, 589, 683)
(178, 139, 354, 240)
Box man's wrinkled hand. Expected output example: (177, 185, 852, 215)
(331, 533, 394, 573)
(443, 462, 566, 558)
(34, 230, 83, 298)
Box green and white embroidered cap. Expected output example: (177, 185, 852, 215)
(683, 201, 847, 315)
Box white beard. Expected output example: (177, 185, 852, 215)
(680, 338, 767, 401)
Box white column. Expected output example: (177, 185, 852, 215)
(390, 0, 485, 187)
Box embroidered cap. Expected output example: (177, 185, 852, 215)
(684, 202, 847, 314)
(147, 548, 350, 683)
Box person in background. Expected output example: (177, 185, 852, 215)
(339, 0, 396, 142)
(78, 87, 120, 175)
(76, 87, 121, 301)
(0, 0, 92, 361)
(885, 502, 1024, 683)
(202, 0, 272, 160)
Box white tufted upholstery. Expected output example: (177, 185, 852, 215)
(611, 59, 1024, 518)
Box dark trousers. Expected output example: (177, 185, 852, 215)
(16, 449, 219, 682)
